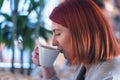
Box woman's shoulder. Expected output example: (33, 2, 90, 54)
(104, 56, 120, 79)
(86, 56, 120, 80)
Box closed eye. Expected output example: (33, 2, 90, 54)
(55, 33, 61, 36)
(52, 29, 61, 36)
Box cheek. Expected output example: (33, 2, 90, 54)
(59, 38, 68, 48)
(62, 37, 72, 59)
(62, 36, 71, 52)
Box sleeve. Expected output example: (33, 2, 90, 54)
(92, 71, 113, 80)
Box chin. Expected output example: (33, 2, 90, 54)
(62, 53, 68, 59)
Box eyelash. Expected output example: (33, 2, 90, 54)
(55, 33, 61, 36)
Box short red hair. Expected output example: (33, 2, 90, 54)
(50, 0, 120, 65)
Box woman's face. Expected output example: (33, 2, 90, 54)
(52, 21, 71, 59)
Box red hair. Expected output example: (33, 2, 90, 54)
(50, 0, 120, 65)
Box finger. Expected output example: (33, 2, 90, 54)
(32, 51, 40, 66)
(34, 47, 39, 55)
(34, 46, 39, 52)
(33, 59, 40, 66)
(32, 46, 40, 66)
(32, 52, 39, 61)
(32, 47, 39, 56)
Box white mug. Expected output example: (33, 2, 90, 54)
(39, 45, 59, 67)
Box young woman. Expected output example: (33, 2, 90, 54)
(32, 0, 120, 80)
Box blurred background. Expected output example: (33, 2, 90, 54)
(0, 0, 120, 80)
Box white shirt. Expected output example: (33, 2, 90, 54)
(85, 56, 120, 80)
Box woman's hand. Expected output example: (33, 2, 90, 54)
(32, 46, 59, 80)
(32, 46, 40, 66)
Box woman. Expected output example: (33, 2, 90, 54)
(32, 0, 120, 80)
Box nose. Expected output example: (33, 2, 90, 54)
(52, 36, 58, 46)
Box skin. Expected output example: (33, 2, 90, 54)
(52, 21, 71, 59)
(32, 21, 71, 79)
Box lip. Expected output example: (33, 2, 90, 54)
(60, 49, 64, 53)
(57, 48, 63, 53)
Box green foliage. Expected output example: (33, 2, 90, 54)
(39, 27, 52, 41)
(0, 0, 52, 49)
(0, 0, 53, 74)
(93, 0, 104, 9)
(0, 0, 4, 9)
(0, 13, 12, 21)
(0, 24, 13, 47)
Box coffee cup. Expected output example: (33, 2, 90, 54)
(39, 45, 59, 67)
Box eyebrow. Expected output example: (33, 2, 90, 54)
(52, 29, 61, 32)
